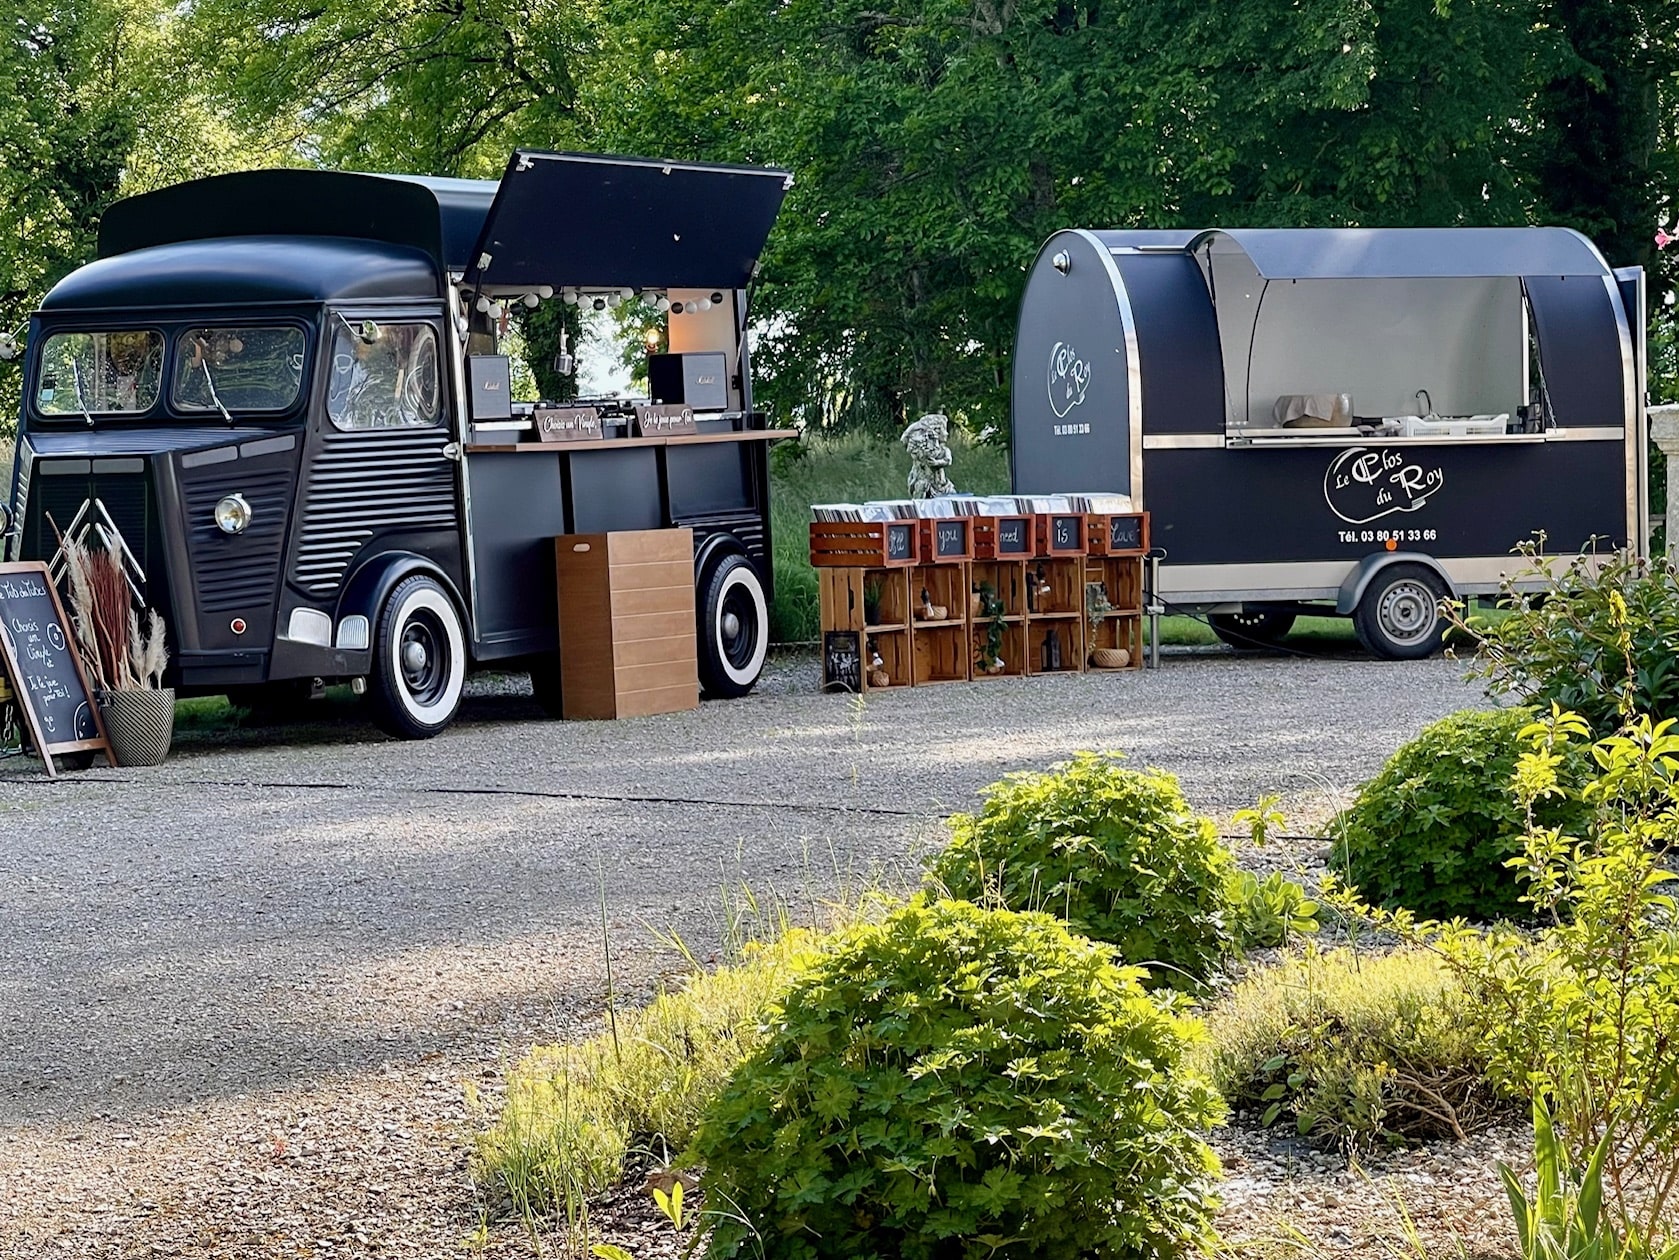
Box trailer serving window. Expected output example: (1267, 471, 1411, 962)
(173, 326, 307, 414)
(35, 330, 164, 416)
(326, 321, 440, 430)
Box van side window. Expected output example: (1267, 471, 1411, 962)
(326, 321, 441, 431)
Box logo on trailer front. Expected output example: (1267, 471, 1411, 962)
(1047, 340, 1090, 421)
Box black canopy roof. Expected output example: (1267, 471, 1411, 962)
(464, 151, 792, 290)
(94, 152, 791, 293)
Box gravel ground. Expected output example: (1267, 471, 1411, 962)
(0, 647, 1503, 1257)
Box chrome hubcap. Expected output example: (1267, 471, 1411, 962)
(402, 640, 429, 674)
(722, 611, 741, 641)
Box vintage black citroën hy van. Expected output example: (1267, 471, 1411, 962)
(4, 151, 793, 737)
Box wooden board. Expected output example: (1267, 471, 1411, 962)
(0, 561, 112, 775)
(554, 530, 698, 720)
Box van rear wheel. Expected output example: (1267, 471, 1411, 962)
(368, 574, 466, 738)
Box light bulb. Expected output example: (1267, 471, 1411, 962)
(710, 292, 724, 304)
(592, 296, 607, 311)
(536, 285, 554, 300)
(487, 302, 504, 319)
(696, 297, 713, 312)
(669, 301, 684, 315)
(621, 287, 635, 301)
(562, 288, 579, 305)
(522, 293, 540, 309)
(655, 296, 670, 313)
(475, 295, 491, 312)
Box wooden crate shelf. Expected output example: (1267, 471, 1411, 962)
(1083, 553, 1145, 671)
(909, 564, 968, 628)
(819, 566, 913, 692)
(810, 520, 918, 567)
(913, 623, 970, 684)
(1025, 618, 1082, 676)
(972, 619, 1026, 679)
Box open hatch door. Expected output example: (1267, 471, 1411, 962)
(463, 151, 792, 291)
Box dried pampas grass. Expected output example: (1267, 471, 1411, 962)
(53, 526, 169, 692)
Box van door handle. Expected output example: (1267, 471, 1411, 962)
(442, 442, 462, 461)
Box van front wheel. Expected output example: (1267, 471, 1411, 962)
(368, 574, 466, 738)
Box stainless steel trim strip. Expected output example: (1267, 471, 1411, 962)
(239, 435, 298, 459)
(39, 459, 91, 475)
(1143, 434, 1224, 450)
(90, 458, 144, 474)
(1074, 229, 1145, 508)
(179, 447, 236, 469)
(1547, 427, 1625, 442)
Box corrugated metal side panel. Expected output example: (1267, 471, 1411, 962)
(293, 427, 456, 596)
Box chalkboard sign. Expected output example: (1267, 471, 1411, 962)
(996, 517, 1031, 556)
(822, 629, 862, 693)
(0, 562, 110, 776)
(1107, 514, 1144, 552)
(885, 522, 915, 563)
(1036, 513, 1087, 556)
(917, 518, 972, 562)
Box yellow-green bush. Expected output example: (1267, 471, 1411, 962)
(474, 929, 822, 1218)
(1196, 946, 1509, 1149)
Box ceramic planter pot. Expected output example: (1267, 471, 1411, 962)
(100, 688, 175, 767)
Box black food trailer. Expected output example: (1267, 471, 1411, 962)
(1011, 227, 1646, 657)
(3, 151, 793, 736)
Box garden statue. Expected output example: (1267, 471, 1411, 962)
(903, 413, 956, 499)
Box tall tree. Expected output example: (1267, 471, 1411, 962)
(179, 0, 595, 176)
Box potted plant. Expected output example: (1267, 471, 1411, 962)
(59, 536, 173, 766)
(1086, 581, 1128, 668)
(975, 581, 1007, 674)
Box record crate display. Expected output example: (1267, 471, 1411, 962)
(1083, 512, 1147, 671)
(811, 511, 1149, 690)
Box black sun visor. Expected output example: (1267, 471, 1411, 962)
(465, 151, 792, 291)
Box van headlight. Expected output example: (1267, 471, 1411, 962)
(214, 494, 253, 534)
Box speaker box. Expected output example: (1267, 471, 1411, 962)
(648, 352, 728, 412)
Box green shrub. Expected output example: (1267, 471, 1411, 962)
(1196, 946, 1507, 1149)
(1331, 708, 1679, 1250)
(928, 752, 1234, 989)
(474, 929, 822, 1219)
(689, 897, 1224, 1260)
(1228, 870, 1320, 951)
(1454, 544, 1679, 736)
(1326, 706, 1593, 922)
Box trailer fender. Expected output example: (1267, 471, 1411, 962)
(337, 552, 468, 649)
(1335, 552, 1455, 615)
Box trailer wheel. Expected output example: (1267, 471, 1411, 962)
(697, 553, 768, 698)
(368, 574, 465, 738)
(1353, 563, 1448, 660)
(1208, 608, 1297, 650)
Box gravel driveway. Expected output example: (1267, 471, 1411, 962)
(0, 649, 1491, 1256)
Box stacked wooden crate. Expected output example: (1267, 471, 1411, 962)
(812, 510, 1148, 689)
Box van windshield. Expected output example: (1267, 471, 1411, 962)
(174, 327, 307, 413)
(35, 330, 164, 416)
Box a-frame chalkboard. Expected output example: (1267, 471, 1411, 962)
(0, 562, 112, 776)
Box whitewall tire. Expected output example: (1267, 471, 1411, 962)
(368, 574, 466, 738)
(697, 554, 768, 698)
